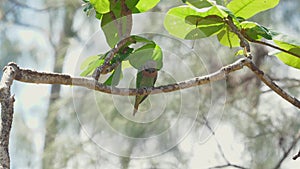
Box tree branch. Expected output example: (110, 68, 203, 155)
(10, 58, 246, 95)
(5, 57, 300, 110)
(244, 61, 300, 108)
(1, 56, 300, 168)
(224, 13, 300, 109)
(0, 64, 17, 169)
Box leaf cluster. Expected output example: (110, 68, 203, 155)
(80, 35, 163, 86)
(80, 0, 300, 88)
(165, 0, 300, 69)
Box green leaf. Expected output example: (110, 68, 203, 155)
(83, 2, 95, 16)
(90, 0, 110, 14)
(185, 25, 224, 39)
(227, 0, 280, 19)
(164, 6, 198, 39)
(241, 21, 272, 40)
(215, 0, 226, 6)
(95, 12, 103, 20)
(80, 58, 104, 76)
(186, 5, 230, 18)
(101, 13, 120, 48)
(121, 60, 132, 69)
(236, 16, 246, 22)
(117, 47, 134, 61)
(217, 28, 240, 47)
(184, 15, 224, 39)
(275, 50, 300, 69)
(104, 64, 122, 86)
(235, 49, 244, 56)
(164, 6, 226, 39)
(128, 43, 163, 70)
(125, 0, 139, 10)
(185, 0, 214, 8)
(80, 55, 101, 70)
(134, 0, 160, 12)
(100, 1, 132, 47)
(124, 0, 160, 13)
(131, 35, 154, 43)
(274, 39, 300, 69)
(185, 15, 223, 25)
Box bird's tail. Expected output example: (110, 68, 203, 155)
(133, 101, 139, 116)
(133, 108, 138, 116)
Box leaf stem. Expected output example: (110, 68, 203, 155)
(248, 39, 300, 59)
(225, 16, 252, 58)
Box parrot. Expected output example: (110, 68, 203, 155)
(133, 61, 158, 116)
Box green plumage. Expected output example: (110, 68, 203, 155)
(133, 68, 157, 116)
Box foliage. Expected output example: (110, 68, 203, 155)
(273, 34, 300, 69)
(164, 0, 300, 68)
(81, 0, 300, 86)
(80, 35, 163, 86)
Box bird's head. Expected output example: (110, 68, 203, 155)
(142, 60, 157, 70)
(139, 60, 158, 77)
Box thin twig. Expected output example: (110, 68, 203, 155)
(225, 16, 251, 58)
(293, 150, 300, 160)
(248, 39, 300, 59)
(263, 71, 300, 94)
(203, 116, 249, 169)
(262, 84, 300, 94)
(244, 61, 300, 108)
(208, 163, 249, 169)
(203, 116, 229, 164)
(271, 77, 300, 83)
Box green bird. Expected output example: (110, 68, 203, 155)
(133, 61, 158, 116)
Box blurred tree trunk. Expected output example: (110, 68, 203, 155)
(251, 44, 269, 107)
(42, 1, 78, 168)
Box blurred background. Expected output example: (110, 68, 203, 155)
(1, 0, 300, 168)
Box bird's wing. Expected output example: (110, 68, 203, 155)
(136, 70, 143, 88)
